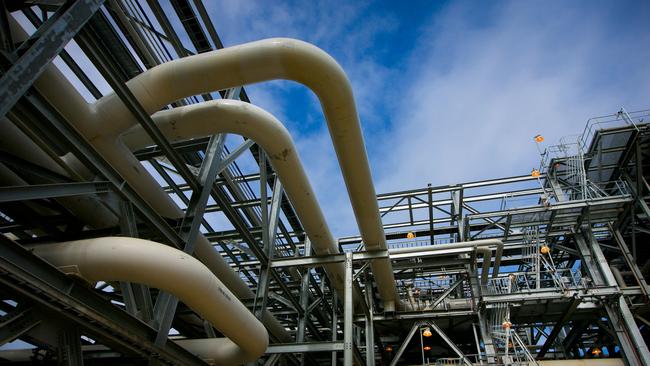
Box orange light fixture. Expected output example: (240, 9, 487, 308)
(406, 231, 416, 239)
(534, 134, 544, 143)
(531, 169, 541, 177)
(591, 347, 602, 356)
(385, 345, 393, 352)
(540, 245, 550, 255)
(501, 321, 512, 330)
(423, 346, 432, 351)
(423, 327, 432, 337)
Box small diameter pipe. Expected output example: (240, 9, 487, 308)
(389, 239, 504, 285)
(32, 237, 268, 365)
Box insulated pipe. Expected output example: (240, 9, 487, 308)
(32, 237, 268, 365)
(87, 37, 399, 310)
(122, 99, 348, 290)
(28, 32, 398, 308)
(0, 118, 119, 228)
(389, 239, 504, 285)
(9, 18, 289, 343)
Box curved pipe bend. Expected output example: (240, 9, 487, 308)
(122, 99, 349, 293)
(10, 18, 290, 343)
(32, 237, 268, 366)
(105, 38, 397, 310)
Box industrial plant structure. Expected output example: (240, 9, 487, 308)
(0, 1, 649, 365)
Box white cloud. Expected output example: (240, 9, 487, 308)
(375, 1, 650, 192)
(207, 1, 650, 237)
(206, 1, 400, 236)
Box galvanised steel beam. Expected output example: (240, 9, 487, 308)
(0, 235, 205, 365)
(0, 307, 41, 346)
(153, 134, 227, 345)
(58, 327, 83, 366)
(21, 7, 102, 99)
(575, 229, 650, 365)
(75, 25, 201, 194)
(610, 225, 649, 298)
(388, 322, 420, 366)
(343, 252, 354, 366)
(9, 91, 186, 249)
(0, 181, 110, 203)
(266, 342, 345, 353)
(426, 321, 472, 366)
(537, 296, 581, 358)
(296, 239, 313, 343)
(0, 0, 104, 119)
(377, 174, 541, 201)
(0, 1, 13, 52)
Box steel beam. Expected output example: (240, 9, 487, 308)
(153, 134, 227, 345)
(610, 225, 649, 298)
(10, 92, 186, 249)
(75, 25, 202, 195)
(0, 0, 104, 119)
(331, 293, 338, 366)
(58, 327, 84, 366)
(425, 276, 466, 311)
(0, 181, 110, 202)
(388, 323, 420, 366)
(0, 307, 41, 346)
(537, 296, 581, 357)
(426, 321, 472, 366)
(297, 239, 312, 344)
(343, 252, 353, 366)
(364, 274, 375, 366)
(266, 342, 345, 354)
(0, 235, 205, 365)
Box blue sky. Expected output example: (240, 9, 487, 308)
(13, 1, 650, 237)
(200, 0, 650, 236)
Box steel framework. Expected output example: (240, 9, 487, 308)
(0, 1, 649, 366)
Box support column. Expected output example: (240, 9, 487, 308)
(297, 238, 313, 344)
(575, 229, 650, 366)
(343, 252, 353, 366)
(153, 134, 227, 346)
(118, 201, 154, 325)
(477, 309, 496, 364)
(364, 273, 375, 366)
(58, 328, 83, 366)
(331, 292, 338, 366)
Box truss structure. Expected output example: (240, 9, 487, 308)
(0, 1, 649, 365)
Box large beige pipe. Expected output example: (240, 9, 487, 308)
(29, 34, 398, 308)
(32, 237, 267, 365)
(389, 239, 504, 285)
(10, 17, 288, 344)
(122, 99, 349, 291)
(91, 38, 398, 309)
(0, 118, 119, 229)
